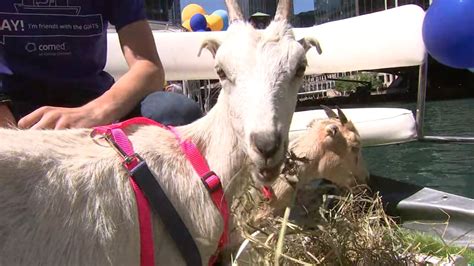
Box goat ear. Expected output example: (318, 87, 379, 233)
(325, 124, 339, 136)
(336, 106, 348, 124)
(321, 105, 338, 119)
(298, 37, 322, 54)
(197, 39, 221, 58)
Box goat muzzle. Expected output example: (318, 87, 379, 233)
(250, 131, 282, 160)
(257, 164, 283, 184)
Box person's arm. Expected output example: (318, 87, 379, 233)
(18, 19, 164, 129)
(82, 19, 165, 125)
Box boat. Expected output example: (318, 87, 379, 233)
(104, 4, 473, 249)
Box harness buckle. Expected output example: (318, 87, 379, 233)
(201, 171, 222, 193)
(122, 153, 143, 171)
(92, 130, 143, 171)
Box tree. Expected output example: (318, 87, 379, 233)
(334, 72, 383, 94)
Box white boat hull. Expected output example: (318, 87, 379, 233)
(105, 5, 426, 81)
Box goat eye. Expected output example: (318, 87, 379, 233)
(216, 67, 227, 80)
(295, 65, 306, 78)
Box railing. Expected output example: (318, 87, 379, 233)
(415, 54, 474, 144)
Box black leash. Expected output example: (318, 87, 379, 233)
(130, 160, 202, 266)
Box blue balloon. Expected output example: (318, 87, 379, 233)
(190, 13, 207, 32)
(212, 9, 229, 30)
(422, 0, 474, 69)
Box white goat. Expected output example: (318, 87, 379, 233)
(0, 1, 321, 265)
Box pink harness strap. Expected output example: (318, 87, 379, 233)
(168, 126, 230, 265)
(92, 117, 229, 266)
(262, 186, 275, 201)
(93, 125, 155, 266)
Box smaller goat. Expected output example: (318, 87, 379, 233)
(253, 106, 369, 218)
(291, 106, 368, 187)
(223, 107, 368, 260)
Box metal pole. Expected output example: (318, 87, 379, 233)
(415, 53, 428, 140)
(355, 0, 360, 16)
(205, 79, 212, 112)
(182, 80, 188, 97)
(421, 136, 474, 144)
(384, 0, 387, 10)
(395, 0, 398, 7)
(411, 28, 474, 144)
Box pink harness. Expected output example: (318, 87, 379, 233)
(91, 117, 229, 266)
(262, 186, 275, 201)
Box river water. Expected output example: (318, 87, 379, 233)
(362, 98, 474, 199)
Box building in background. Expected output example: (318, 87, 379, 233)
(237, 0, 278, 20)
(294, 0, 430, 27)
(145, 0, 181, 25)
(293, 10, 315, 27)
(317, 0, 431, 25)
(144, 0, 279, 25)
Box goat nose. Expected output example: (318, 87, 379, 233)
(251, 131, 282, 159)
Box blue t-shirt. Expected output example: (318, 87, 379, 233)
(0, 0, 146, 93)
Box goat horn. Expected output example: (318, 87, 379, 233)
(336, 106, 349, 124)
(321, 105, 338, 119)
(225, 0, 244, 23)
(274, 0, 292, 21)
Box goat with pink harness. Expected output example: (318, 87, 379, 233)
(92, 117, 229, 266)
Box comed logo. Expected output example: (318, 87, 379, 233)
(25, 42, 68, 53)
(38, 42, 67, 51)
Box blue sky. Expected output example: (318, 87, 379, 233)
(180, 1, 315, 15)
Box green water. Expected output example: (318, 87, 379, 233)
(362, 98, 474, 199)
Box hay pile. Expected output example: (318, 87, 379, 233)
(231, 183, 415, 265)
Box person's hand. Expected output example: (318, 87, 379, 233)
(0, 104, 17, 128)
(17, 105, 107, 129)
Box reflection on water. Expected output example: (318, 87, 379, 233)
(363, 98, 474, 199)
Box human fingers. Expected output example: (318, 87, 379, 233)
(30, 113, 59, 130)
(17, 107, 48, 129)
(54, 117, 72, 130)
(53, 107, 93, 129)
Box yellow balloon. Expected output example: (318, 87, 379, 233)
(182, 19, 192, 31)
(204, 15, 211, 27)
(181, 4, 206, 22)
(206, 14, 224, 31)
